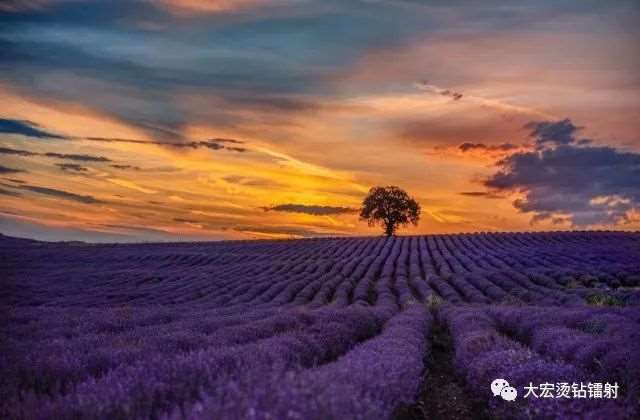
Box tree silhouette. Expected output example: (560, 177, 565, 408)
(360, 186, 421, 236)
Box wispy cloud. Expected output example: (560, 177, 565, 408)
(1, 0, 639, 240)
(0, 118, 67, 139)
(459, 142, 519, 153)
(44, 152, 111, 162)
(107, 178, 157, 194)
(0, 187, 22, 197)
(84, 137, 247, 152)
(223, 175, 283, 188)
(110, 164, 141, 171)
(18, 184, 102, 204)
(172, 217, 202, 224)
(0, 165, 26, 174)
(0, 147, 38, 157)
(0, 146, 111, 162)
(262, 203, 358, 216)
(2, 178, 26, 184)
(459, 191, 504, 199)
(233, 225, 325, 238)
(416, 81, 463, 101)
(56, 163, 89, 172)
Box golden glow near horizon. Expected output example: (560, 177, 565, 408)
(1, 1, 639, 241)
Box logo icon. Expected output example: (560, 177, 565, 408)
(491, 378, 518, 401)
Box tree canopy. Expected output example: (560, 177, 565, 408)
(360, 186, 421, 236)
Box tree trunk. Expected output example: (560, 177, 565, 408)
(385, 222, 395, 236)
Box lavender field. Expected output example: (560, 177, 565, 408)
(1, 232, 640, 419)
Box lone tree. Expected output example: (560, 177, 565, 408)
(360, 186, 421, 236)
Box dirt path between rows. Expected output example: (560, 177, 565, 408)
(397, 318, 489, 420)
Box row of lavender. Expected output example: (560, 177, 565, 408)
(2, 302, 432, 419)
(3, 233, 639, 309)
(442, 304, 640, 419)
(4, 302, 639, 419)
(2, 232, 640, 419)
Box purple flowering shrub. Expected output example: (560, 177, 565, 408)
(183, 305, 431, 419)
(1, 231, 639, 419)
(442, 305, 638, 419)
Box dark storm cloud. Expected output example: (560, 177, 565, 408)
(18, 185, 102, 204)
(0, 165, 26, 174)
(56, 163, 88, 172)
(485, 129, 640, 226)
(0, 118, 67, 139)
(524, 118, 592, 147)
(262, 204, 358, 216)
(458, 142, 519, 152)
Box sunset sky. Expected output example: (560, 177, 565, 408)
(1, 0, 639, 242)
